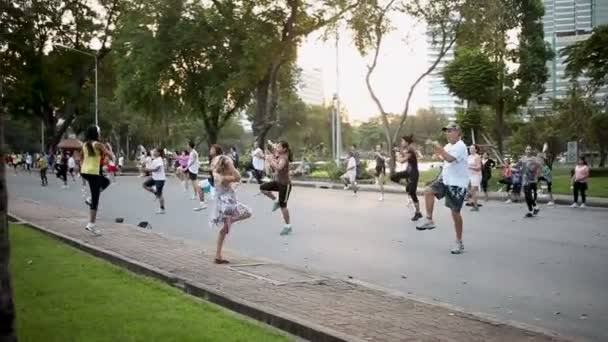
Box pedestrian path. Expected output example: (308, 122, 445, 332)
(9, 197, 567, 341)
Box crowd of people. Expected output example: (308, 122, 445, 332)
(10, 123, 594, 259)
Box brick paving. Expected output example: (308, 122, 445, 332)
(9, 197, 567, 342)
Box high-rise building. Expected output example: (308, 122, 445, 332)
(529, 0, 608, 113)
(298, 67, 325, 106)
(426, 31, 461, 119)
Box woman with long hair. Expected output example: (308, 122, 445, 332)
(480, 152, 496, 201)
(467, 144, 482, 211)
(390, 135, 422, 221)
(81, 125, 114, 235)
(571, 156, 590, 208)
(209, 155, 252, 264)
(374, 144, 387, 201)
(260, 141, 293, 236)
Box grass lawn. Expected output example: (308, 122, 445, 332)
(9, 224, 291, 342)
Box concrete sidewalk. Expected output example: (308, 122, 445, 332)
(9, 198, 568, 342)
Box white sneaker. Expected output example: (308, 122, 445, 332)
(378, 196, 384, 202)
(193, 202, 207, 211)
(62, 185, 69, 189)
(451, 240, 464, 254)
(190, 195, 197, 200)
(570, 203, 579, 208)
(343, 185, 350, 190)
(155, 209, 166, 214)
(505, 199, 512, 204)
(85, 223, 101, 235)
(416, 219, 436, 231)
(547, 201, 555, 206)
(580, 203, 587, 208)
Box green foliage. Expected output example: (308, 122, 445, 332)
(443, 48, 496, 105)
(562, 25, 608, 91)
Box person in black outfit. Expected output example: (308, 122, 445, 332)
(57, 150, 69, 188)
(390, 135, 422, 221)
(480, 152, 496, 201)
(230, 146, 239, 169)
(374, 144, 388, 201)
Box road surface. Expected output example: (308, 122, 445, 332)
(8, 173, 608, 341)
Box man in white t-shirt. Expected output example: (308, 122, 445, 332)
(118, 155, 125, 174)
(143, 148, 166, 214)
(251, 142, 265, 184)
(186, 141, 206, 209)
(416, 122, 469, 255)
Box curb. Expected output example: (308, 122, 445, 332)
(8, 213, 363, 342)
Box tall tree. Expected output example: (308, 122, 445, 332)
(561, 25, 608, 92)
(350, 0, 462, 169)
(1, 0, 121, 151)
(443, 0, 553, 155)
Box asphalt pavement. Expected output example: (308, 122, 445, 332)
(7, 172, 608, 341)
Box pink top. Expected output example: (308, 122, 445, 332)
(467, 154, 482, 175)
(574, 165, 590, 182)
(178, 155, 189, 168)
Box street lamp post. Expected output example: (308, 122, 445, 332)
(54, 44, 98, 127)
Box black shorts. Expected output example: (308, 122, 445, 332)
(430, 181, 467, 212)
(144, 178, 165, 197)
(188, 171, 198, 181)
(260, 181, 292, 208)
(375, 165, 386, 177)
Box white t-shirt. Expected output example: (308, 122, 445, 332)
(151, 157, 166, 181)
(118, 156, 125, 167)
(188, 150, 199, 174)
(346, 157, 357, 178)
(467, 154, 481, 177)
(252, 148, 265, 171)
(26, 155, 32, 164)
(68, 157, 76, 169)
(442, 140, 469, 188)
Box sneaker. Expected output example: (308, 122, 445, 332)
(411, 212, 423, 221)
(343, 185, 350, 190)
(505, 199, 512, 204)
(533, 207, 540, 216)
(470, 206, 480, 212)
(272, 201, 281, 212)
(547, 201, 555, 206)
(85, 197, 92, 207)
(416, 219, 436, 231)
(62, 185, 69, 189)
(524, 212, 534, 218)
(450, 240, 464, 254)
(190, 195, 197, 200)
(85, 223, 101, 235)
(193, 203, 207, 211)
(580, 203, 587, 208)
(570, 203, 578, 208)
(156, 209, 166, 215)
(378, 196, 384, 202)
(280, 225, 292, 236)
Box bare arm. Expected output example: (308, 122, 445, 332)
(434, 145, 457, 162)
(95, 142, 115, 161)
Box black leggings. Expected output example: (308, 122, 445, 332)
(391, 171, 419, 204)
(58, 165, 68, 184)
(40, 168, 48, 185)
(481, 175, 491, 193)
(81, 173, 111, 210)
(523, 183, 538, 212)
(573, 181, 587, 204)
(252, 169, 264, 184)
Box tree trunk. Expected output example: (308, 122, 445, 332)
(495, 98, 505, 156)
(0, 84, 17, 342)
(252, 79, 273, 149)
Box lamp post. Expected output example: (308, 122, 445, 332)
(334, 28, 342, 165)
(54, 44, 98, 127)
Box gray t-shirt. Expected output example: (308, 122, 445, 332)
(520, 156, 541, 185)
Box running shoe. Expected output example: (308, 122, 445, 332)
(570, 203, 579, 208)
(524, 212, 534, 218)
(450, 240, 464, 254)
(85, 223, 101, 235)
(280, 225, 292, 236)
(85, 197, 92, 207)
(411, 212, 423, 221)
(547, 201, 555, 206)
(505, 199, 512, 204)
(533, 207, 540, 216)
(416, 219, 436, 231)
(155, 209, 166, 215)
(378, 196, 384, 202)
(580, 204, 587, 208)
(193, 202, 207, 211)
(343, 185, 350, 190)
(272, 201, 281, 212)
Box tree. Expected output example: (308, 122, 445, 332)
(114, 0, 254, 147)
(348, 0, 461, 168)
(562, 25, 608, 92)
(442, 0, 553, 155)
(1, 0, 121, 151)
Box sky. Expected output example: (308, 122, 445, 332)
(297, 12, 431, 123)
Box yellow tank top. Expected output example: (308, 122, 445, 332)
(81, 142, 101, 175)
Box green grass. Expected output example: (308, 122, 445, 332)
(417, 167, 608, 197)
(9, 225, 291, 342)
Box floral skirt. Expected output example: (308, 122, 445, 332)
(209, 192, 252, 228)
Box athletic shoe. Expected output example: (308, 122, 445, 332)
(62, 185, 69, 189)
(190, 195, 197, 200)
(524, 212, 534, 218)
(450, 240, 464, 254)
(344, 185, 349, 190)
(470, 206, 480, 212)
(505, 199, 512, 204)
(416, 219, 436, 231)
(547, 201, 555, 206)
(272, 202, 280, 212)
(155, 209, 166, 215)
(570, 203, 578, 208)
(580, 204, 587, 208)
(533, 207, 540, 216)
(193, 202, 207, 211)
(280, 225, 292, 236)
(378, 196, 384, 202)
(411, 212, 423, 221)
(85, 223, 101, 235)
(85, 197, 92, 207)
